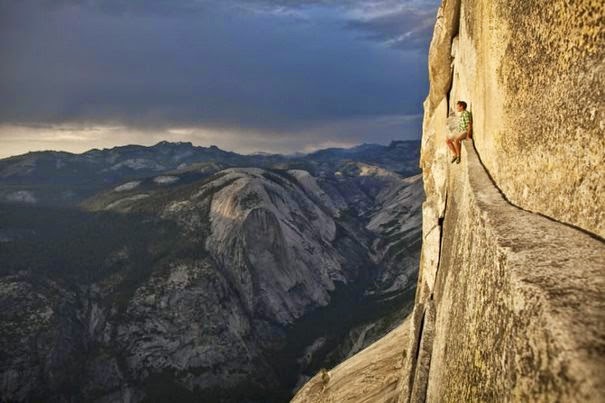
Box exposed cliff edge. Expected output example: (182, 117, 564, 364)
(292, 0, 604, 401)
(292, 319, 411, 403)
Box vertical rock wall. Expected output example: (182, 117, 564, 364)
(453, 0, 604, 237)
(398, 0, 605, 401)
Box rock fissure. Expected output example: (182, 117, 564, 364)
(408, 308, 426, 396)
(471, 141, 605, 243)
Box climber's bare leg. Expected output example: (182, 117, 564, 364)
(454, 132, 466, 156)
(453, 139, 461, 157)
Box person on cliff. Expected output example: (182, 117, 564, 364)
(446, 101, 472, 164)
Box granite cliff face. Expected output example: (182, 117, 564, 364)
(293, 1, 604, 402)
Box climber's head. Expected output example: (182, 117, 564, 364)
(456, 101, 467, 111)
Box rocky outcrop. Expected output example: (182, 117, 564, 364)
(293, 0, 604, 401)
(292, 319, 410, 403)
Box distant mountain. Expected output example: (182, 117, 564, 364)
(0, 141, 422, 402)
(306, 140, 419, 166)
(0, 140, 420, 206)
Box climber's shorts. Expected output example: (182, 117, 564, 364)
(447, 130, 465, 141)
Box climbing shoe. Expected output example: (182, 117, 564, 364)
(451, 155, 458, 163)
(455, 156, 461, 164)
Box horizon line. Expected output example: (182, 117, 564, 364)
(0, 138, 421, 161)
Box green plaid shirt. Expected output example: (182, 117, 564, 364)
(458, 110, 472, 132)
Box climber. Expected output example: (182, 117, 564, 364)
(446, 101, 472, 164)
(319, 368, 331, 393)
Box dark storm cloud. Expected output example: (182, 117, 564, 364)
(0, 0, 440, 154)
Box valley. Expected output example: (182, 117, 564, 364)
(0, 141, 423, 402)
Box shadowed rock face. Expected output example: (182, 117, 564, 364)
(0, 160, 424, 402)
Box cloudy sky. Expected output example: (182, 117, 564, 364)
(0, 0, 440, 158)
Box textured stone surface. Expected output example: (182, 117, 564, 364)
(396, 0, 605, 400)
(423, 142, 605, 401)
(452, 0, 605, 238)
(426, 0, 461, 112)
(291, 318, 410, 403)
